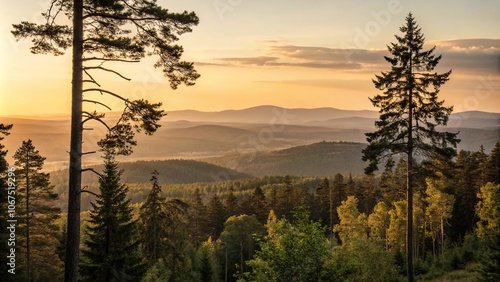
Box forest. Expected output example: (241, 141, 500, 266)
(0, 127, 499, 281)
(2, 0, 499, 281)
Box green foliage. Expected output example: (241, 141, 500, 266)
(368, 201, 390, 247)
(484, 142, 500, 184)
(451, 149, 488, 239)
(476, 182, 500, 238)
(479, 232, 500, 282)
(243, 208, 329, 282)
(81, 155, 144, 281)
(195, 238, 219, 282)
(219, 214, 266, 281)
(333, 196, 368, 245)
(141, 259, 171, 282)
(327, 240, 403, 282)
(425, 178, 455, 256)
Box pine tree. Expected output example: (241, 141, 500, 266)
(12, 2, 199, 279)
(206, 194, 226, 240)
(224, 186, 239, 219)
(81, 154, 144, 281)
(315, 177, 330, 226)
(14, 139, 63, 281)
(249, 186, 269, 223)
(362, 13, 459, 281)
(188, 188, 207, 246)
(0, 124, 15, 281)
(140, 170, 168, 265)
(485, 142, 500, 184)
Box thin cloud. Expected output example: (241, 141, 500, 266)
(203, 39, 499, 74)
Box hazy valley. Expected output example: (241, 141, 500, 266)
(1, 105, 498, 173)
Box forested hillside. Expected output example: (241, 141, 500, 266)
(206, 141, 367, 177)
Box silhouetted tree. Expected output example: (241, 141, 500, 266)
(206, 194, 225, 240)
(12, 1, 199, 279)
(485, 142, 500, 184)
(140, 170, 168, 266)
(362, 13, 459, 281)
(14, 140, 63, 281)
(81, 153, 144, 281)
(0, 124, 15, 281)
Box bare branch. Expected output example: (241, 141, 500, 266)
(83, 66, 131, 81)
(82, 112, 111, 130)
(81, 168, 104, 178)
(82, 151, 97, 155)
(83, 57, 140, 63)
(83, 68, 101, 87)
(83, 79, 100, 86)
(83, 99, 112, 110)
(83, 88, 134, 105)
(80, 186, 99, 197)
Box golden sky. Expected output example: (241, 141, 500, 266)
(1, 0, 499, 116)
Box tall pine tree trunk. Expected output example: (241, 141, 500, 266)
(65, 0, 83, 280)
(407, 59, 414, 282)
(25, 150, 30, 282)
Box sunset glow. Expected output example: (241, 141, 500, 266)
(1, 0, 499, 116)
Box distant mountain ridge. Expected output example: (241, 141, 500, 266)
(1, 106, 498, 170)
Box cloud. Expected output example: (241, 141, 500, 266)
(217, 56, 279, 66)
(203, 39, 499, 74)
(431, 39, 500, 74)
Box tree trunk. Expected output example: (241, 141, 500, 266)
(64, 0, 83, 281)
(441, 217, 444, 255)
(407, 58, 415, 282)
(25, 150, 30, 282)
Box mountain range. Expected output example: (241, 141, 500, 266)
(1, 106, 498, 171)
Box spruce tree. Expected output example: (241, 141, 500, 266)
(0, 124, 15, 281)
(140, 170, 168, 265)
(485, 142, 500, 184)
(13, 139, 63, 281)
(81, 153, 144, 281)
(362, 13, 459, 282)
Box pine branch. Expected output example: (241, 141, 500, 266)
(83, 66, 131, 81)
(83, 57, 140, 63)
(82, 99, 112, 111)
(83, 88, 132, 104)
(81, 168, 104, 178)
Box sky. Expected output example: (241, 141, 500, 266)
(1, 0, 499, 116)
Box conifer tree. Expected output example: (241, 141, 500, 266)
(315, 177, 330, 226)
(485, 142, 500, 184)
(206, 193, 226, 240)
(81, 153, 144, 281)
(224, 186, 239, 219)
(188, 188, 207, 246)
(0, 124, 15, 281)
(12, 2, 200, 279)
(362, 13, 459, 281)
(140, 170, 168, 265)
(14, 139, 63, 281)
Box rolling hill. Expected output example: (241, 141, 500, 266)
(204, 141, 367, 177)
(1, 106, 498, 171)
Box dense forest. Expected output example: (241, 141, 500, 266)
(1, 124, 499, 280)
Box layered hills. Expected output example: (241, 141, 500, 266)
(1, 106, 498, 172)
